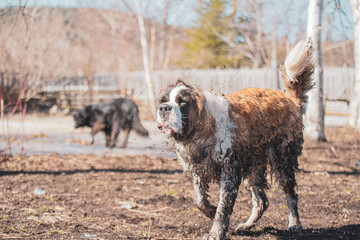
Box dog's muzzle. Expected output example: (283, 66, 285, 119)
(158, 103, 172, 116)
(157, 104, 176, 136)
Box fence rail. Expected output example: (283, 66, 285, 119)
(43, 67, 355, 106)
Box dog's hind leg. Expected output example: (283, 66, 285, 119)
(109, 122, 121, 148)
(236, 165, 268, 231)
(274, 140, 302, 232)
(282, 177, 301, 232)
(109, 130, 120, 148)
(236, 186, 268, 231)
(105, 128, 112, 147)
(120, 128, 130, 148)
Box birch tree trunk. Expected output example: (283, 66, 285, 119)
(134, 0, 156, 115)
(348, 0, 360, 128)
(150, 19, 156, 76)
(158, 0, 169, 65)
(161, 24, 177, 87)
(304, 0, 326, 141)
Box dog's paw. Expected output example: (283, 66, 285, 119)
(202, 232, 223, 240)
(288, 225, 302, 233)
(235, 223, 254, 232)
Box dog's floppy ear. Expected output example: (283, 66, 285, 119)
(81, 105, 92, 117)
(84, 105, 91, 112)
(72, 109, 79, 117)
(174, 79, 203, 112)
(175, 79, 194, 89)
(193, 89, 205, 114)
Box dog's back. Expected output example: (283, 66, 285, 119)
(225, 40, 315, 181)
(111, 98, 149, 137)
(226, 88, 303, 146)
(226, 40, 315, 147)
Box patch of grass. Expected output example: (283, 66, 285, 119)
(49, 195, 59, 201)
(178, 208, 187, 214)
(165, 189, 178, 197)
(79, 216, 92, 221)
(191, 208, 200, 212)
(47, 228, 67, 235)
(36, 206, 54, 213)
(8, 225, 26, 233)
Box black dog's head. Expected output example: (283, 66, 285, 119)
(73, 105, 91, 128)
(157, 80, 205, 141)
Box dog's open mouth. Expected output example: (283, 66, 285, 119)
(157, 122, 176, 136)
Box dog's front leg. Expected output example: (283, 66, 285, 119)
(193, 173, 216, 219)
(205, 164, 240, 240)
(90, 122, 104, 145)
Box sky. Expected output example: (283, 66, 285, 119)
(0, 0, 355, 42)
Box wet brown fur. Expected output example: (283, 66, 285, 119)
(225, 88, 304, 187)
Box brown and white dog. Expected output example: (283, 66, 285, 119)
(157, 40, 315, 240)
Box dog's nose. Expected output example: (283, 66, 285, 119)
(159, 103, 172, 113)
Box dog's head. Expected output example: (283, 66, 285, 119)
(72, 105, 91, 128)
(157, 80, 205, 141)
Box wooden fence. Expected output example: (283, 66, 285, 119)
(42, 67, 355, 110)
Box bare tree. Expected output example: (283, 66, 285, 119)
(134, 0, 156, 115)
(348, 0, 360, 127)
(158, 0, 169, 65)
(304, 0, 326, 141)
(161, 0, 179, 86)
(0, 7, 73, 106)
(235, 0, 268, 67)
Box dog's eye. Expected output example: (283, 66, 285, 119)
(160, 96, 169, 103)
(179, 99, 188, 106)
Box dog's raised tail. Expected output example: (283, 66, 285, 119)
(282, 39, 316, 106)
(132, 112, 149, 137)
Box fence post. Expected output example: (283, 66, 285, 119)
(271, 60, 280, 90)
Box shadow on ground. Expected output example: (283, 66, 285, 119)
(0, 168, 182, 176)
(233, 224, 360, 240)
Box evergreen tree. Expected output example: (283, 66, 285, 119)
(180, 0, 237, 69)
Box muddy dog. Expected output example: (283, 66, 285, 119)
(156, 40, 315, 240)
(73, 98, 149, 148)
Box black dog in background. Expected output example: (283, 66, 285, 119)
(73, 98, 149, 148)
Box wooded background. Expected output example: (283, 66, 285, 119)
(0, 0, 359, 133)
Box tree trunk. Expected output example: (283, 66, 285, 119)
(253, 0, 263, 68)
(150, 19, 156, 76)
(134, 0, 156, 115)
(348, 0, 360, 128)
(162, 24, 177, 87)
(304, 0, 326, 141)
(158, 0, 169, 65)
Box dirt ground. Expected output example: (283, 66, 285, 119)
(0, 127, 359, 240)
